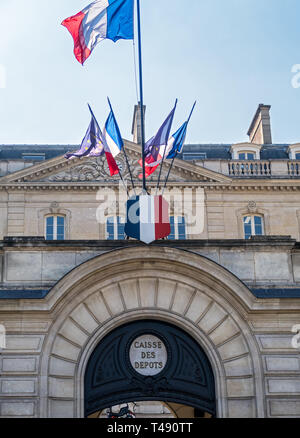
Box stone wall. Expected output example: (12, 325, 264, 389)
(0, 238, 299, 290)
(0, 186, 300, 241)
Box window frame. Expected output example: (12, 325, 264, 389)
(243, 215, 264, 240)
(168, 216, 187, 240)
(106, 216, 125, 240)
(238, 151, 256, 160)
(45, 215, 66, 241)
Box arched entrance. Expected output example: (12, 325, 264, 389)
(84, 320, 216, 417)
(38, 246, 264, 417)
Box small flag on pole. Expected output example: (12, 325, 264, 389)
(103, 102, 124, 158)
(64, 112, 102, 159)
(166, 121, 188, 158)
(144, 103, 196, 169)
(86, 105, 121, 176)
(65, 105, 120, 176)
(138, 101, 177, 179)
(62, 0, 134, 65)
(142, 122, 188, 169)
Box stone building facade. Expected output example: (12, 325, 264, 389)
(0, 104, 299, 418)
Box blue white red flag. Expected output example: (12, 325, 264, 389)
(125, 195, 171, 244)
(144, 101, 177, 158)
(166, 121, 188, 158)
(145, 121, 189, 168)
(102, 107, 124, 158)
(85, 105, 120, 175)
(62, 0, 134, 65)
(142, 102, 196, 173)
(65, 105, 120, 176)
(138, 101, 177, 179)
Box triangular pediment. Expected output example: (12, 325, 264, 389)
(0, 140, 231, 185)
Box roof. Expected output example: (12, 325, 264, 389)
(180, 144, 290, 160)
(0, 143, 291, 162)
(0, 145, 74, 161)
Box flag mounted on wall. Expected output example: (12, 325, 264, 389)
(125, 195, 171, 244)
(62, 0, 134, 65)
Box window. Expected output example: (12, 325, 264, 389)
(243, 215, 264, 240)
(183, 153, 207, 161)
(296, 153, 300, 160)
(45, 215, 65, 240)
(106, 217, 125, 240)
(168, 217, 186, 240)
(22, 154, 45, 161)
(238, 152, 255, 160)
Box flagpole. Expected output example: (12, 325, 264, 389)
(136, 0, 147, 193)
(162, 101, 197, 196)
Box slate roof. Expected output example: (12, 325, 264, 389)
(0, 143, 291, 161)
(0, 145, 74, 161)
(180, 144, 290, 160)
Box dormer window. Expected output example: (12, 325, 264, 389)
(288, 144, 300, 160)
(230, 143, 262, 161)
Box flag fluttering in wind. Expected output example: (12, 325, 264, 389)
(65, 105, 121, 176)
(102, 105, 124, 158)
(62, 0, 134, 65)
(138, 101, 177, 179)
(64, 112, 102, 159)
(86, 105, 122, 175)
(142, 121, 188, 169)
(141, 103, 196, 182)
(166, 121, 188, 158)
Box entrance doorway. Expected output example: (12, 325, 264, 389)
(84, 320, 216, 417)
(88, 401, 213, 418)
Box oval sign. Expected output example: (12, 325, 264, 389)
(129, 334, 168, 376)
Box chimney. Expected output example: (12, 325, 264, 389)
(247, 104, 272, 145)
(132, 103, 146, 144)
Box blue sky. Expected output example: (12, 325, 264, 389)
(0, 0, 300, 145)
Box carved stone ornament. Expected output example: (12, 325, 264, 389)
(36, 156, 201, 184)
(50, 202, 60, 214)
(248, 201, 257, 213)
(45, 157, 128, 182)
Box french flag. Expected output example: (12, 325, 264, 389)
(103, 104, 124, 158)
(87, 104, 122, 176)
(125, 195, 171, 244)
(62, 0, 134, 65)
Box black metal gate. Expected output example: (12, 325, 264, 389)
(84, 320, 216, 417)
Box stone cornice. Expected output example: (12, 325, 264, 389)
(1, 180, 300, 191)
(0, 236, 296, 249)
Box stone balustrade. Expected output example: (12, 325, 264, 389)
(197, 159, 300, 178)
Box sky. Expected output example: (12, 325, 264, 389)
(1, 0, 300, 146)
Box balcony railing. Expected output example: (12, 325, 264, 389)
(228, 161, 272, 177)
(288, 161, 300, 176)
